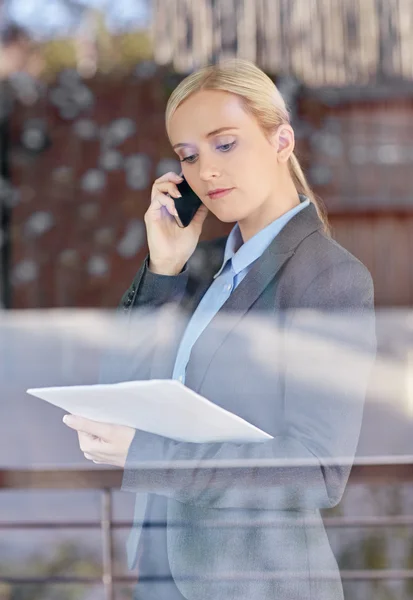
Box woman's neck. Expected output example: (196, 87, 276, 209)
(238, 188, 301, 243)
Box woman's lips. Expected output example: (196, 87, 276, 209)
(207, 188, 234, 199)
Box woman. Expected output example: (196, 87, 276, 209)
(64, 59, 376, 600)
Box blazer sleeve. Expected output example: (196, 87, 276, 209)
(98, 256, 190, 384)
(119, 255, 190, 311)
(121, 259, 377, 510)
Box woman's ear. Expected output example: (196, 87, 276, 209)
(273, 124, 295, 163)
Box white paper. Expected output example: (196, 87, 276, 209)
(26, 380, 273, 443)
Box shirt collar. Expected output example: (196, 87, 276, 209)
(213, 194, 310, 279)
(212, 223, 242, 279)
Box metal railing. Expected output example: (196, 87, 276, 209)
(1, 457, 413, 599)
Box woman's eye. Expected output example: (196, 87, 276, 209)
(218, 142, 236, 152)
(180, 154, 197, 164)
(180, 142, 236, 164)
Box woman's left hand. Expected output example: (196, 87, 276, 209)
(63, 415, 136, 468)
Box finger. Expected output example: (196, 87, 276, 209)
(151, 181, 182, 202)
(63, 414, 111, 440)
(77, 429, 98, 442)
(147, 192, 179, 219)
(78, 431, 102, 453)
(154, 171, 183, 184)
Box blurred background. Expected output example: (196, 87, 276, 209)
(2, 0, 413, 599)
(2, 0, 413, 310)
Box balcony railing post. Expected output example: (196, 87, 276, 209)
(101, 488, 114, 600)
(2, 461, 413, 589)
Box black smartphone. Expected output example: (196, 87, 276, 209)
(173, 176, 203, 228)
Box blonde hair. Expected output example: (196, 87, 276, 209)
(165, 58, 330, 235)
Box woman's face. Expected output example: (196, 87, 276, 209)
(168, 89, 294, 227)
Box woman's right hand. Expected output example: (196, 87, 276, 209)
(144, 172, 209, 275)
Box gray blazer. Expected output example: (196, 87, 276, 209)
(100, 202, 377, 600)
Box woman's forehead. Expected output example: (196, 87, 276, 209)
(169, 91, 254, 142)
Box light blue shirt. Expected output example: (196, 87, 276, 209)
(172, 196, 311, 384)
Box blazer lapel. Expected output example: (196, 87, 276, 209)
(185, 203, 324, 391)
(184, 247, 294, 391)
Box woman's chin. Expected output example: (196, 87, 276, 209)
(210, 208, 248, 224)
(216, 214, 239, 223)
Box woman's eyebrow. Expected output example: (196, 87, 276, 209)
(173, 127, 239, 150)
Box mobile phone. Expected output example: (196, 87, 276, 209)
(173, 176, 203, 228)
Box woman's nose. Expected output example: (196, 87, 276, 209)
(199, 163, 221, 181)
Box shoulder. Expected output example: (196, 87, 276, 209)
(295, 227, 372, 282)
(283, 229, 374, 309)
(299, 228, 369, 274)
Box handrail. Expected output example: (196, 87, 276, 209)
(1, 459, 413, 597)
(1, 458, 413, 490)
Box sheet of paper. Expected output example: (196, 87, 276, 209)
(26, 380, 273, 443)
